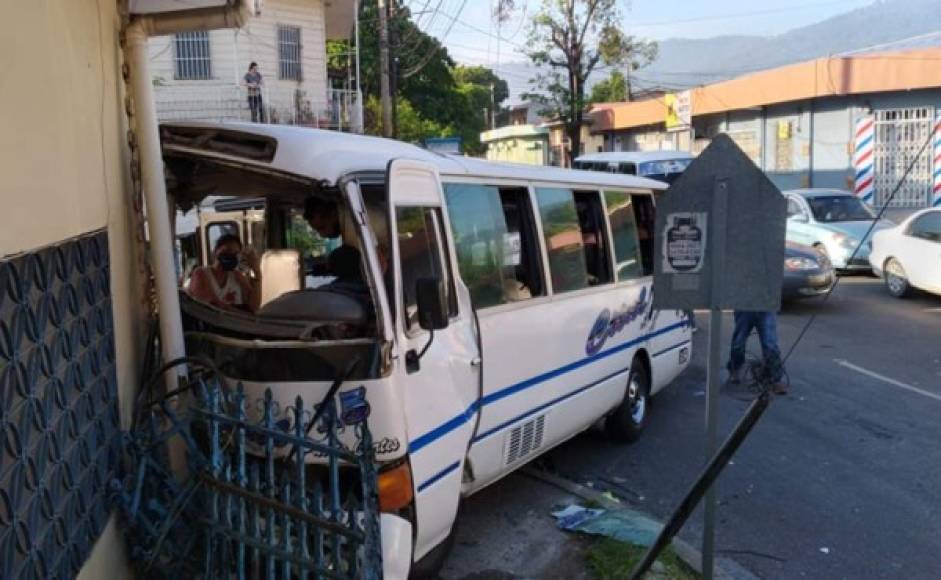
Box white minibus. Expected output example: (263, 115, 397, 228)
(159, 122, 693, 578)
(573, 151, 693, 184)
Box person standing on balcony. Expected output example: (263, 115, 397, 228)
(245, 62, 264, 122)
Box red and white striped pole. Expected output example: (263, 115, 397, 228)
(853, 115, 875, 205)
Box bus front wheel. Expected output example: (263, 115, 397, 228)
(605, 361, 649, 443)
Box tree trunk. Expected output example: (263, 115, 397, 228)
(567, 120, 581, 167)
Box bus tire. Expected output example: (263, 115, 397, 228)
(605, 361, 649, 443)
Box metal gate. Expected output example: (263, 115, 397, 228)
(113, 362, 382, 579)
(873, 107, 934, 208)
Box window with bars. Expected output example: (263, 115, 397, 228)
(278, 25, 302, 81)
(174, 31, 212, 80)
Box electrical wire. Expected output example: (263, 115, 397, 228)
(780, 127, 936, 365)
(401, 0, 469, 78)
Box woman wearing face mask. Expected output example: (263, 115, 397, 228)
(187, 234, 261, 312)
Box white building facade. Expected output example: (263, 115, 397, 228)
(149, 0, 359, 130)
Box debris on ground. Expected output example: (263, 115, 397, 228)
(552, 504, 663, 547)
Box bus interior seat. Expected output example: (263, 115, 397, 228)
(259, 249, 302, 306)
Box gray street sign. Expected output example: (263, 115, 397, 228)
(652, 133, 787, 311)
(649, 133, 787, 580)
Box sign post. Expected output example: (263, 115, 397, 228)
(653, 134, 786, 580)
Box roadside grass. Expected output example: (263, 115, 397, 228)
(586, 538, 700, 580)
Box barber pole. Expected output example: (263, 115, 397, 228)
(933, 115, 941, 207)
(853, 115, 875, 204)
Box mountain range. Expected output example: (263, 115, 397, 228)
(495, 0, 941, 102)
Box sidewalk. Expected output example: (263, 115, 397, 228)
(441, 468, 758, 580)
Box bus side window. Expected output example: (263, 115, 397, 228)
(535, 188, 612, 293)
(631, 194, 656, 276)
(618, 163, 636, 175)
(443, 183, 544, 309)
(603, 191, 643, 281)
(396, 206, 456, 334)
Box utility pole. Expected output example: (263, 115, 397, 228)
(490, 82, 496, 129)
(378, 0, 393, 137)
(389, 1, 399, 138)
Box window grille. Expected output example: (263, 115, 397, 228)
(174, 31, 212, 80)
(278, 25, 302, 81)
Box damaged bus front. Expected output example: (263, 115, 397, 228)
(160, 123, 429, 577)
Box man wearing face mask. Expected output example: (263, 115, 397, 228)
(187, 234, 261, 312)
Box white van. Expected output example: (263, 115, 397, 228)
(160, 123, 692, 577)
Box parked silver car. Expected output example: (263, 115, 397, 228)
(783, 189, 892, 271)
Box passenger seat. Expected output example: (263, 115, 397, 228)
(259, 249, 302, 307)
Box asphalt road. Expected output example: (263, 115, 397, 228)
(544, 276, 941, 579)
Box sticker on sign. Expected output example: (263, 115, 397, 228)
(662, 212, 707, 274)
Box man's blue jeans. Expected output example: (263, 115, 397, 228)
(729, 311, 783, 382)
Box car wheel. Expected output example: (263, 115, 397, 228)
(884, 258, 912, 298)
(605, 359, 650, 443)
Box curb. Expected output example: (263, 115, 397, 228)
(520, 467, 760, 580)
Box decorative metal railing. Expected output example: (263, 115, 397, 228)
(113, 362, 381, 579)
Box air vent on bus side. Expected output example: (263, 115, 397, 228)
(160, 125, 278, 162)
(504, 415, 546, 466)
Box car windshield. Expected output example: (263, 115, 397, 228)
(807, 196, 875, 222)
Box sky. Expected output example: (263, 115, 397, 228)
(413, 0, 877, 66)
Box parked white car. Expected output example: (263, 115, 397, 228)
(869, 208, 941, 297)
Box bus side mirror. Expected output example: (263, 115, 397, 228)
(416, 277, 448, 331)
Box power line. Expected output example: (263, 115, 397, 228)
(781, 127, 935, 365)
(402, 0, 469, 78)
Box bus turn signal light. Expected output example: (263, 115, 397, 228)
(378, 462, 414, 512)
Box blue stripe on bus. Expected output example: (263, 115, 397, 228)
(417, 461, 461, 493)
(407, 321, 688, 454)
(472, 366, 631, 444)
(652, 339, 691, 359)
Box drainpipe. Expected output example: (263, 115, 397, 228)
(126, 1, 253, 387)
(125, 24, 187, 386)
(808, 99, 815, 188)
(353, 0, 364, 134)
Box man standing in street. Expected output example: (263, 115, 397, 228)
(245, 62, 263, 122)
(728, 310, 787, 394)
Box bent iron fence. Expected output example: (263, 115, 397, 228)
(112, 368, 382, 579)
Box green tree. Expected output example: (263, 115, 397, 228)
(589, 70, 627, 103)
(519, 0, 657, 163)
(454, 65, 510, 106)
(365, 96, 449, 144)
(351, 2, 509, 154)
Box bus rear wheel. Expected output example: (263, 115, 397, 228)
(606, 360, 650, 443)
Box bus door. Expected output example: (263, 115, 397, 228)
(385, 159, 481, 558)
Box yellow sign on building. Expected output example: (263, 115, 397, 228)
(665, 90, 692, 132)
